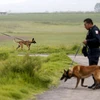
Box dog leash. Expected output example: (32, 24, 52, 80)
(1, 33, 24, 41)
(70, 44, 82, 67)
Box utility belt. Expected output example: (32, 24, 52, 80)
(88, 46, 99, 49)
(82, 46, 100, 57)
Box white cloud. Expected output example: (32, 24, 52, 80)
(0, 0, 99, 12)
(0, 0, 27, 4)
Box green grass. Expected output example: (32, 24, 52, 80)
(0, 52, 72, 100)
(0, 13, 100, 51)
(1, 12, 100, 23)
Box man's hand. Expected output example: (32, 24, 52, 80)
(83, 40, 87, 45)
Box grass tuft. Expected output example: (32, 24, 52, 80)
(10, 92, 22, 99)
(0, 52, 9, 60)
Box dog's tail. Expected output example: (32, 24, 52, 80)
(14, 38, 24, 43)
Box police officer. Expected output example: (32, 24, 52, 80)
(83, 18, 100, 88)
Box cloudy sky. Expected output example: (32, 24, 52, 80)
(0, 0, 100, 12)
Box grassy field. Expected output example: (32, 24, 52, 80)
(0, 12, 100, 50)
(0, 12, 100, 99)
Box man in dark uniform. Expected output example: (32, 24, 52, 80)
(83, 18, 100, 88)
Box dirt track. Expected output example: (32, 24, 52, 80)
(36, 55, 100, 100)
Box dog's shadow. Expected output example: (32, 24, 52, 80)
(58, 86, 96, 91)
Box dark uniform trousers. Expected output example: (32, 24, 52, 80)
(88, 48, 100, 65)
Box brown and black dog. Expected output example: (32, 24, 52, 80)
(14, 38, 36, 50)
(60, 65, 100, 89)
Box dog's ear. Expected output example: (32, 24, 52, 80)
(32, 38, 34, 40)
(64, 69, 67, 74)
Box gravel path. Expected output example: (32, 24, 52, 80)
(35, 55, 100, 100)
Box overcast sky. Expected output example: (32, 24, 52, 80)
(0, 0, 100, 12)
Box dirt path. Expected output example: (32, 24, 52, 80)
(35, 55, 100, 100)
(18, 54, 49, 57)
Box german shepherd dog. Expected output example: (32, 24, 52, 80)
(60, 65, 100, 89)
(14, 38, 36, 50)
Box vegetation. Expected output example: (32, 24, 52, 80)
(94, 3, 100, 12)
(0, 52, 72, 100)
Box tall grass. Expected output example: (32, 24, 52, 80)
(0, 55, 41, 83)
(0, 52, 72, 100)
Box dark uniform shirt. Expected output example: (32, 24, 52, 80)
(86, 25, 100, 48)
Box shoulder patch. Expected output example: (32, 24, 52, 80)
(95, 30, 99, 34)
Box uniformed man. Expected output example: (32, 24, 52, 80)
(83, 18, 100, 89)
